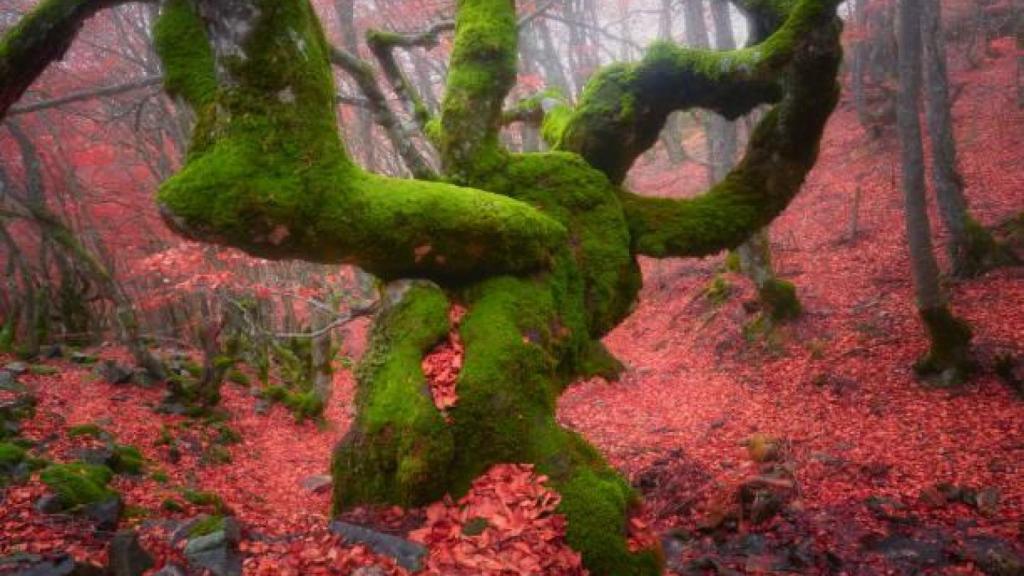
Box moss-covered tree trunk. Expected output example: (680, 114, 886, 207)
(1, 0, 843, 572)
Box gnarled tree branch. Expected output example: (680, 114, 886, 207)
(0, 0, 156, 120)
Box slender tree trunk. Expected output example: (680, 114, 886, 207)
(896, 0, 972, 382)
(921, 0, 1003, 277)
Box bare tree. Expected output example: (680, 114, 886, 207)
(896, 0, 972, 383)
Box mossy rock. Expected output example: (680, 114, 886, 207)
(40, 462, 116, 509)
(29, 364, 59, 376)
(189, 515, 226, 538)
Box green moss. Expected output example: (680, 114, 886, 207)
(181, 488, 228, 513)
(202, 445, 232, 465)
(0, 442, 26, 468)
(579, 340, 626, 381)
(705, 275, 733, 306)
(111, 444, 145, 474)
(161, 498, 185, 513)
(40, 462, 115, 508)
(333, 282, 455, 509)
(0, 316, 15, 353)
(189, 515, 225, 538)
(152, 0, 216, 108)
(29, 364, 59, 375)
(151, 470, 169, 484)
(759, 278, 801, 321)
(226, 368, 250, 386)
(68, 423, 107, 439)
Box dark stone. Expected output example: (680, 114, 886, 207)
(974, 487, 1001, 517)
(184, 530, 242, 576)
(962, 536, 1024, 576)
(329, 521, 427, 571)
(748, 489, 784, 524)
(0, 553, 104, 576)
(34, 494, 65, 514)
(253, 400, 269, 415)
(73, 447, 115, 468)
(866, 531, 948, 570)
(169, 516, 206, 546)
(40, 345, 65, 359)
(83, 496, 122, 531)
(95, 361, 133, 385)
(4, 362, 28, 375)
(155, 402, 188, 416)
(300, 475, 332, 494)
(107, 531, 154, 576)
(151, 564, 187, 576)
(0, 370, 25, 392)
(130, 369, 158, 387)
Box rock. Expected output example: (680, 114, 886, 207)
(40, 345, 65, 359)
(130, 369, 158, 388)
(184, 529, 242, 576)
(975, 487, 1001, 517)
(83, 496, 122, 531)
(107, 531, 154, 576)
(34, 494, 64, 514)
(0, 552, 104, 575)
(73, 447, 115, 468)
(95, 361, 133, 385)
(69, 352, 97, 365)
(151, 564, 187, 576)
(352, 567, 388, 576)
(155, 402, 188, 416)
(748, 489, 784, 524)
(0, 370, 25, 393)
(253, 400, 269, 415)
(300, 475, 332, 494)
(4, 362, 28, 375)
(329, 521, 427, 571)
(169, 516, 206, 546)
(962, 536, 1024, 576)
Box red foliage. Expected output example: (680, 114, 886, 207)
(409, 464, 585, 575)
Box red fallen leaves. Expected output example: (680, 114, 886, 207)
(409, 463, 586, 575)
(421, 305, 467, 415)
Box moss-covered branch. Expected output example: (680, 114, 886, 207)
(548, 0, 836, 185)
(153, 0, 564, 283)
(615, 0, 842, 258)
(0, 0, 155, 120)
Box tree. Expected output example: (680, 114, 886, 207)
(0, 0, 843, 572)
(895, 0, 972, 383)
(921, 0, 1013, 277)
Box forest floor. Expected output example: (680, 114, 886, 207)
(2, 38, 1023, 576)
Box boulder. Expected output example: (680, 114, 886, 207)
(329, 521, 427, 572)
(69, 352, 97, 365)
(151, 564, 187, 576)
(4, 362, 28, 375)
(95, 361, 133, 385)
(184, 529, 242, 576)
(0, 370, 25, 393)
(107, 531, 154, 576)
(84, 496, 123, 531)
(300, 475, 332, 494)
(0, 553, 104, 575)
